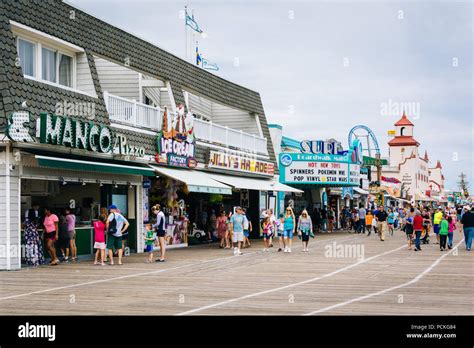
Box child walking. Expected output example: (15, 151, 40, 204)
(439, 214, 449, 251)
(262, 216, 273, 252)
(447, 216, 456, 249)
(144, 223, 155, 263)
(276, 214, 285, 252)
(93, 214, 107, 265)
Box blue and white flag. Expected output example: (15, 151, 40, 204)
(185, 8, 203, 33)
(202, 58, 219, 71)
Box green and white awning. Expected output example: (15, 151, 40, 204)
(36, 155, 155, 176)
(149, 165, 232, 195)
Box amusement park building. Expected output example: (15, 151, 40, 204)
(381, 113, 446, 204)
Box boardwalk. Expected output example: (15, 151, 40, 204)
(0, 230, 472, 315)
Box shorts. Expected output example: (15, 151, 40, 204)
(301, 233, 309, 242)
(283, 229, 293, 239)
(156, 230, 166, 238)
(145, 244, 153, 253)
(263, 233, 273, 240)
(244, 230, 249, 237)
(106, 235, 123, 251)
(94, 242, 106, 250)
(122, 233, 129, 240)
(44, 231, 57, 241)
(58, 237, 70, 249)
(68, 230, 76, 239)
(277, 230, 284, 237)
(232, 231, 244, 242)
(433, 224, 440, 234)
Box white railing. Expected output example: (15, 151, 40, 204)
(193, 118, 268, 155)
(104, 91, 162, 130)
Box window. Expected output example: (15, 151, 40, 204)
(16, 36, 74, 88)
(17, 38, 35, 77)
(400, 127, 405, 136)
(42, 47, 56, 82)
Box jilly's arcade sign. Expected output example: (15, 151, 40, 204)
(207, 150, 274, 176)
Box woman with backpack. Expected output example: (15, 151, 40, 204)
(152, 204, 166, 262)
(217, 211, 229, 248)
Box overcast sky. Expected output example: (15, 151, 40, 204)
(70, 0, 473, 191)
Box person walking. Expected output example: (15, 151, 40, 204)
(387, 208, 395, 236)
(433, 207, 443, 244)
(151, 204, 166, 262)
(106, 204, 129, 265)
(23, 206, 45, 267)
(371, 209, 378, 236)
(328, 207, 335, 233)
(217, 211, 229, 248)
(447, 216, 456, 249)
(297, 209, 313, 252)
(57, 214, 71, 262)
(283, 206, 296, 252)
(375, 207, 388, 241)
(262, 216, 273, 252)
(439, 214, 449, 251)
(365, 211, 373, 236)
(405, 213, 414, 250)
(242, 208, 253, 248)
(413, 210, 423, 251)
(93, 214, 107, 265)
(320, 207, 328, 232)
(229, 206, 246, 255)
(276, 213, 285, 252)
(358, 205, 366, 234)
(43, 208, 59, 266)
(460, 205, 474, 251)
(65, 208, 77, 262)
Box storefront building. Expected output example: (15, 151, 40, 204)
(0, 1, 299, 269)
(269, 125, 363, 227)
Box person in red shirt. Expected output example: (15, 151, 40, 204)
(413, 211, 424, 251)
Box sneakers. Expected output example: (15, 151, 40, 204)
(288, 248, 292, 253)
(283, 247, 288, 253)
(233, 247, 237, 255)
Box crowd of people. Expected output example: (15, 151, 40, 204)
(23, 200, 474, 267)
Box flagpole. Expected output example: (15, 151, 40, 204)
(184, 6, 187, 62)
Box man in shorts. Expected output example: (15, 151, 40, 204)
(106, 205, 129, 265)
(433, 207, 443, 244)
(230, 206, 247, 256)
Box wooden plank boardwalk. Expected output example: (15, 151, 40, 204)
(0, 230, 472, 315)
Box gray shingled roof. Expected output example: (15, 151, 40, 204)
(0, 0, 277, 170)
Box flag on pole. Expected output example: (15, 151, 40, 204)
(185, 8, 203, 33)
(196, 44, 202, 66)
(202, 58, 219, 71)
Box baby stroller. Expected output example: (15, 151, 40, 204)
(421, 224, 430, 244)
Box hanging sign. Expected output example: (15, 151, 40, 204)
(155, 106, 196, 168)
(207, 150, 274, 176)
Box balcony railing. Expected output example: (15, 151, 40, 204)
(104, 91, 162, 130)
(193, 118, 268, 155)
(104, 91, 268, 155)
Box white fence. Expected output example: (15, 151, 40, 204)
(193, 118, 268, 155)
(104, 91, 162, 130)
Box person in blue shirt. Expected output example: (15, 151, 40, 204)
(387, 208, 395, 236)
(230, 206, 247, 256)
(283, 206, 296, 253)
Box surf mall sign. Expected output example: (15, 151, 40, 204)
(6, 111, 146, 158)
(279, 139, 362, 185)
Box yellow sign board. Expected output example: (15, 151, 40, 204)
(387, 130, 396, 136)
